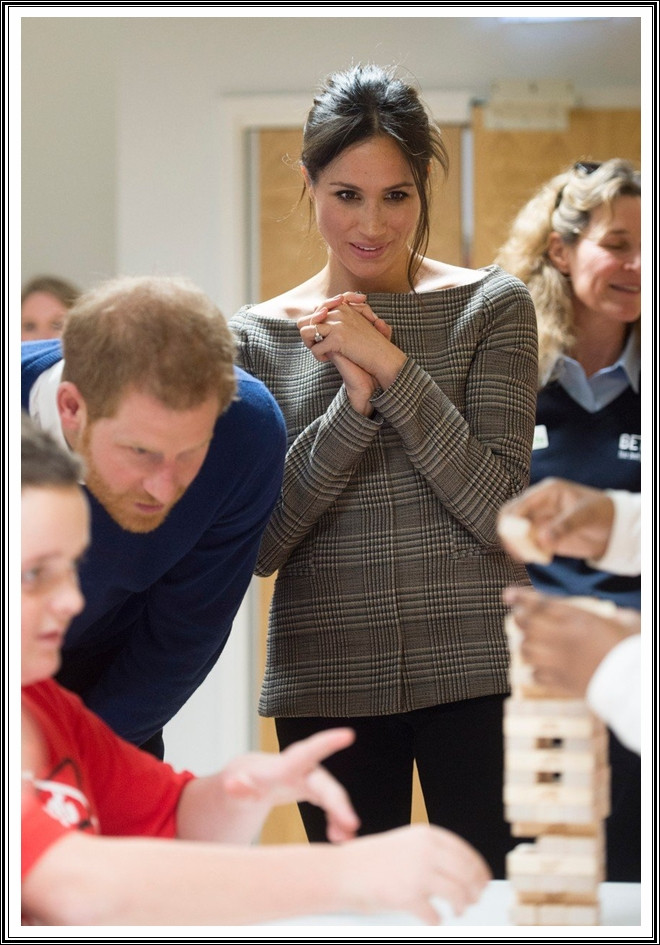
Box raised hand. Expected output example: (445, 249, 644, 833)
(298, 294, 393, 415)
(220, 727, 359, 842)
(298, 292, 405, 408)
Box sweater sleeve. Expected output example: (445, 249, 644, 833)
(371, 277, 538, 546)
(254, 386, 382, 576)
(231, 311, 383, 577)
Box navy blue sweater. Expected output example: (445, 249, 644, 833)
(22, 340, 287, 749)
(529, 382, 640, 608)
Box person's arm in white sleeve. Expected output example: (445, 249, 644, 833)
(588, 490, 641, 576)
(586, 634, 641, 753)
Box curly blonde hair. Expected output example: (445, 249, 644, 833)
(496, 159, 640, 385)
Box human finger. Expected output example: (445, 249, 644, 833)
(280, 729, 359, 839)
(303, 767, 361, 841)
(299, 309, 329, 352)
(502, 584, 546, 610)
(541, 494, 614, 558)
(498, 478, 574, 539)
(279, 727, 356, 773)
(342, 296, 391, 336)
(340, 291, 367, 304)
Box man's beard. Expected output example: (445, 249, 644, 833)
(78, 429, 183, 533)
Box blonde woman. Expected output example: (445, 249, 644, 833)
(496, 158, 641, 882)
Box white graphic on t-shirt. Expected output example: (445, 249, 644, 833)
(23, 770, 97, 829)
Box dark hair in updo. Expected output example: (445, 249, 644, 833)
(301, 63, 449, 290)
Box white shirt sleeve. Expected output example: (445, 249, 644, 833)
(587, 490, 641, 576)
(586, 635, 641, 754)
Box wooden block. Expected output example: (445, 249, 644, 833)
(562, 733, 609, 752)
(505, 746, 607, 774)
(504, 780, 608, 807)
(507, 846, 602, 877)
(510, 902, 538, 925)
(509, 664, 569, 700)
(511, 875, 600, 896)
(505, 697, 589, 717)
(537, 828, 604, 856)
(511, 821, 546, 837)
(503, 713, 603, 740)
(517, 891, 600, 905)
(505, 796, 610, 824)
(499, 515, 552, 565)
(511, 900, 600, 926)
(567, 903, 601, 924)
(539, 903, 600, 925)
(511, 821, 604, 838)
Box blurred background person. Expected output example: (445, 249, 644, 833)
(21, 275, 81, 341)
(496, 162, 641, 882)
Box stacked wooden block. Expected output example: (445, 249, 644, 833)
(503, 600, 613, 926)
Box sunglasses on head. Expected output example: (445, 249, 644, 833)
(554, 161, 602, 209)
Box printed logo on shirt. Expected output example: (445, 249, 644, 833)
(618, 433, 641, 461)
(23, 758, 98, 832)
(532, 425, 549, 450)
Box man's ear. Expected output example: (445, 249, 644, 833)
(547, 232, 572, 275)
(57, 382, 87, 443)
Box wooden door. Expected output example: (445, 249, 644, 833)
(471, 105, 641, 267)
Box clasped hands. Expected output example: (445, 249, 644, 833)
(297, 293, 406, 414)
(298, 291, 392, 358)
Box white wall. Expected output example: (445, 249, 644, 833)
(16, 10, 644, 774)
(21, 17, 120, 290)
(20, 12, 642, 300)
(114, 13, 642, 311)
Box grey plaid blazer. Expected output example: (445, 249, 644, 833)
(230, 266, 538, 718)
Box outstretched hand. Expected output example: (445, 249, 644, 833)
(220, 727, 359, 842)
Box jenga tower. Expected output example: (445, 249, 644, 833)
(503, 598, 615, 926)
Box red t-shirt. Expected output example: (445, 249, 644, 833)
(21, 679, 195, 880)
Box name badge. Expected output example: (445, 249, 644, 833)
(533, 424, 549, 450)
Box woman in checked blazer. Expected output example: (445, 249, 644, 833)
(230, 63, 537, 877)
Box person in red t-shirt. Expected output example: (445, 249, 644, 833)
(20, 412, 490, 927)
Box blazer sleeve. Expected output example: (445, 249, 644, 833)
(371, 277, 538, 546)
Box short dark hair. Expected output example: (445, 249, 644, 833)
(301, 64, 449, 290)
(21, 275, 81, 308)
(21, 412, 84, 489)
